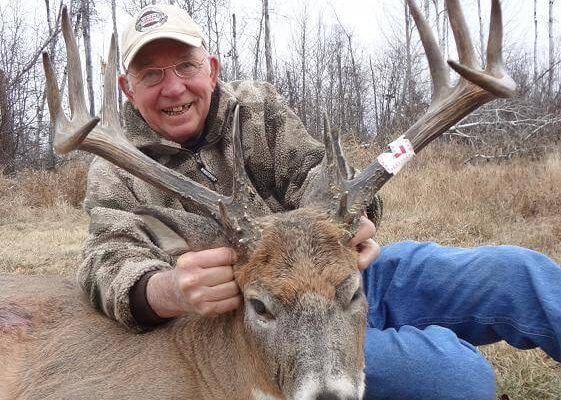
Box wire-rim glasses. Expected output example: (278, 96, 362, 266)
(128, 57, 208, 87)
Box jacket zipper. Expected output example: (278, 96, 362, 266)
(189, 101, 237, 185)
(193, 151, 218, 183)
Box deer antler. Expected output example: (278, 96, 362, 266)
(42, 6, 269, 252)
(303, 0, 516, 230)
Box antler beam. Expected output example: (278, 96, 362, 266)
(43, 6, 269, 251)
(305, 0, 517, 227)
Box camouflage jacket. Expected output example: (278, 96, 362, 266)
(79, 80, 381, 331)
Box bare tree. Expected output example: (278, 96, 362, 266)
(81, 0, 95, 116)
(111, 0, 122, 109)
(231, 13, 240, 80)
(0, 68, 14, 173)
(534, 0, 538, 84)
(253, 11, 263, 80)
(369, 57, 380, 133)
(263, 0, 274, 83)
(548, 0, 557, 96)
(403, 1, 413, 105)
(477, 0, 485, 63)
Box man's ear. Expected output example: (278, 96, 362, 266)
(118, 74, 135, 104)
(208, 56, 220, 89)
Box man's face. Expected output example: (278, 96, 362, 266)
(119, 39, 219, 144)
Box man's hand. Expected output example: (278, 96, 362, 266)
(146, 247, 242, 318)
(349, 215, 380, 270)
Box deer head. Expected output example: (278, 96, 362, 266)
(42, 1, 515, 399)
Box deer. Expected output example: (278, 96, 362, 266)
(0, 1, 516, 399)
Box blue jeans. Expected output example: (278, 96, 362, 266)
(362, 241, 561, 400)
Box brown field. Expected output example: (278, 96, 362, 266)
(1, 142, 560, 399)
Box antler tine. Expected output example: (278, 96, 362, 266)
(486, 0, 504, 74)
(303, 0, 516, 232)
(448, 0, 516, 98)
(61, 6, 89, 120)
(222, 104, 270, 247)
(42, 52, 62, 123)
(43, 52, 100, 155)
(49, 6, 100, 155)
(329, 119, 353, 187)
(322, 114, 345, 188)
(102, 34, 122, 129)
(446, 0, 478, 69)
(406, 0, 450, 103)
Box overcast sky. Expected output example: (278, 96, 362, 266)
(6, 0, 555, 64)
(1, 0, 557, 103)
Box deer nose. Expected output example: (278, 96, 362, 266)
(315, 391, 359, 400)
(315, 392, 340, 400)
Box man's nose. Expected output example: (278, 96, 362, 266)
(160, 69, 187, 97)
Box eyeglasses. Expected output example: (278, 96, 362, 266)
(128, 57, 208, 87)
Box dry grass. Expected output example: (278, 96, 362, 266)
(1, 145, 560, 398)
(0, 162, 88, 274)
(348, 141, 561, 399)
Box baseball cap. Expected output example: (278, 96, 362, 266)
(121, 4, 206, 70)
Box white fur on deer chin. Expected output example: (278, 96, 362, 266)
(291, 374, 361, 400)
(251, 388, 282, 400)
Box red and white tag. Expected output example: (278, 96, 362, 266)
(377, 136, 415, 175)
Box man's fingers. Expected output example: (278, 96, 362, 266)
(178, 265, 235, 288)
(198, 296, 243, 317)
(177, 247, 237, 269)
(350, 215, 377, 247)
(357, 239, 381, 270)
(204, 280, 241, 302)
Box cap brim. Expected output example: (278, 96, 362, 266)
(123, 32, 203, 70)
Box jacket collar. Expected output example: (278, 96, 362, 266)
(122, 81, 238, 155)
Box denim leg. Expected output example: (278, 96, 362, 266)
(362, 241, 561, 360)
(363, 325, 495, 400)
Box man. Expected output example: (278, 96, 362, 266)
(80, 4, 561, 399)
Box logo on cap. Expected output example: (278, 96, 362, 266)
(135, 7, 168, 32)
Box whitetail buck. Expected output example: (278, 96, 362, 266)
(0, 1, 516, 399)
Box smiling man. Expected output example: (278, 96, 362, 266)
(80, 4, 561, 400)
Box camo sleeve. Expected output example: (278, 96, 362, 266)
(79, 157, 173, 331)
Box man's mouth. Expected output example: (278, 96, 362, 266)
(162, 103, 192, 116)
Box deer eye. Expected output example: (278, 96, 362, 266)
(350, 288, 362, 303)
(249, 298, 274, 320)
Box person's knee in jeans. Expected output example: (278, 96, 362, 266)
(363, 325, 496, 400)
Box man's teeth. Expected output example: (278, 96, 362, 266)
(162, 103, 191, 115)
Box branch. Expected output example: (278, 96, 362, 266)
(463, 146, 554, 164)
(10, 26, 61, 87)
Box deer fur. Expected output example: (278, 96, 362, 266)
(0, 208, 367, 400)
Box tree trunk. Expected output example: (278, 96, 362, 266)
(0, 69, 15, 174)
(403, 1, 412, 106)
(263, 0, 274, 84)
(81, 0, 95, 116)
(286, 70, 295, 109)
(253, 14, 263, 80)
(477, 0, 485, 63)
(336, 45, 345, 133)
(300, 23, 307, 125)
(534, 0, 538, 84)
(548, 0, 556, 96)
(369, 57, 379, 134)
(346, 34, 363, 135)
(111, 0, 122, 110)
(231, 13, 240, 80)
